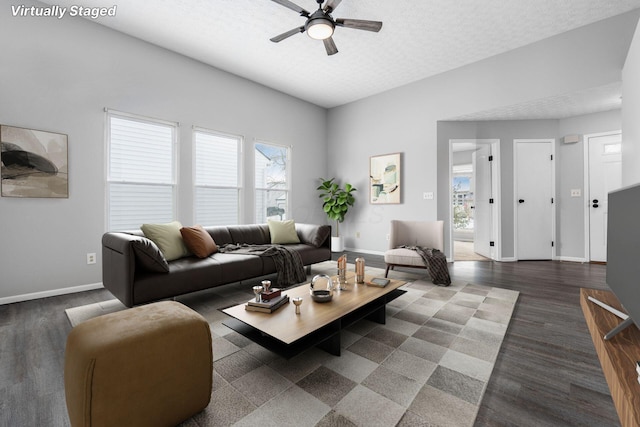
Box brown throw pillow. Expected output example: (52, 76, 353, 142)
(180, 225, 217, 258)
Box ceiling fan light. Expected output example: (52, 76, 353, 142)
(307, 18, 334, 40)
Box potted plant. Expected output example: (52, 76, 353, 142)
(317, 178, 356, 252)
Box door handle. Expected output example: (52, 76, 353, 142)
(593, 203, 599, 208)
(592, 199, 599, 204)
(592, 199, 599, 208)
(518, 199, 525, 203)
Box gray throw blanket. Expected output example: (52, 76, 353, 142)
(400, 245, 451, 286)
(218, 244, 306, 287)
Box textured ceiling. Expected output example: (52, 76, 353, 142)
(44, 0, 640, 116)
(448, 82, 623, 121)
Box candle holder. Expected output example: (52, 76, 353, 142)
(261, 280, 271, 292)
(292, 297, 303, 314)
(337, 254, 347, 290)
(355, 257, 365, 284)
(252, 285, 263, 302)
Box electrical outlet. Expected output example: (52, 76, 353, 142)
(386, 234, 390, 241)
(570, 189, 581, 197)
(423, 192, 434, 200)
(87, 253, 96, 265)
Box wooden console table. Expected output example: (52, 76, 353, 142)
(580, 288, 640, 427)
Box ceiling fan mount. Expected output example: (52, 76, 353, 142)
(270, 0, 383, 56)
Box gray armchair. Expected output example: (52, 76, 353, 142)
(384, 220, 445, 277)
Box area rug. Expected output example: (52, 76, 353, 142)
(65, 261, 519, 426)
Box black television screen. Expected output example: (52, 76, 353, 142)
(606, 183, 640, 336)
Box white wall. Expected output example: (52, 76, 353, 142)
(623, 18, 640, 186)
(0, 9, 327, 302)
(327, 11, 638, 255)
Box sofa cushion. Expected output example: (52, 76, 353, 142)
(180, 225, 217, 258)
(141, 221, 191, 261)
(296, 223, 331, 248)
(268, 219, 300, 244)
(131, 237, 170, 273)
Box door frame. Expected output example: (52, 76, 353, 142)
(448, 139, 501, 262)
(513, 139, 556, 261)
(582, 130, 622, 262)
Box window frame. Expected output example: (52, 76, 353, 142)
(105, 109, 179, 231)
(253, 140, 292, 223)
(192, 127, 244, 226)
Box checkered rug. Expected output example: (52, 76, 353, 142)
(65, 261, 518, 426)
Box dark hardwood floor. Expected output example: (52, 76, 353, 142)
(0, 254, 619, 426)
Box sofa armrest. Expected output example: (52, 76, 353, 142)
(102, 232, 139, 307)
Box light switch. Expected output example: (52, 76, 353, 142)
(423, 192, 434, 200)
(570, 189, 581, 197)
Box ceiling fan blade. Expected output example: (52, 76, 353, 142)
(323, 0, 343, 13)
(271, 0, 310, 16)
(335, 18, 383, 32)
(323, 37, 338, 56)
(270, 26, 305, 42)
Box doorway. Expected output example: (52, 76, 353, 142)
(584, 131, 622, 262)
(449, 139, 500, 261)
(514, 139, 555, 260)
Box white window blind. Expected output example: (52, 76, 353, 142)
(254, 142, 290, 223)
(194, 129, 242, 226)
(107, 112, 177, 231)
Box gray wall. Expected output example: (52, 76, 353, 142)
(327, 11, 638, 255)
(437, 120, 558, 259)
(623, 18, 640, 186)
(437, 110, 621, 261)
(0, 9, 327, 300)
(557, 110, 621, 259)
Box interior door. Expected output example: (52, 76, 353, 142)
(588, 132, 622, 262)
(515, 141, 553, 260)
(473, 144, 492, 258)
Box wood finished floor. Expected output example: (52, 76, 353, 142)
(0, 254, 619, 426)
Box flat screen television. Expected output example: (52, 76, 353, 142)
(604, 182, 640, 339)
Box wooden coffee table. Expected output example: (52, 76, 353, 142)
(222, 274, 406, 359)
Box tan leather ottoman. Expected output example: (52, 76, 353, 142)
(64, 301, 212, 427)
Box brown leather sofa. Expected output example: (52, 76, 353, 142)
(102, 223, 331, 307)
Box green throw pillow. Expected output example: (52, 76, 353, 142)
(141, 221, 190, 261)
(268, 219, 300, 244)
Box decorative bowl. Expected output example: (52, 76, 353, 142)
(310, 289, 333, 303)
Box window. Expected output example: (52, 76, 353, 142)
(254, 142, 290, 223)
(107, 111, 177, 230)
(194, 129, 242, 225)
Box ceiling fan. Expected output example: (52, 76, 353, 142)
(269, 0, 383, 56)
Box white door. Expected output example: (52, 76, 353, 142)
(515, 141, 553, 260)
(473, 144, 492, 258)
(588, 133, 622, 262)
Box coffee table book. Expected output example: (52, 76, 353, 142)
(245, 295, 289, 313)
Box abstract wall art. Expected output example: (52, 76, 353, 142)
(1, 125, 68, 198)
(370, 152, 401, 204)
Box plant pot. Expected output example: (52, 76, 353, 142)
(331, 236, 344, 253)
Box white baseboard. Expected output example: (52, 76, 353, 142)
(499, 257, 517, 262)
(0, 282, 104, 306)
(557, 256, 587, 263)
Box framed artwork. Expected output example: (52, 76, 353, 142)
(1, 125, 68, 198)
(370, 152, 401, 204)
